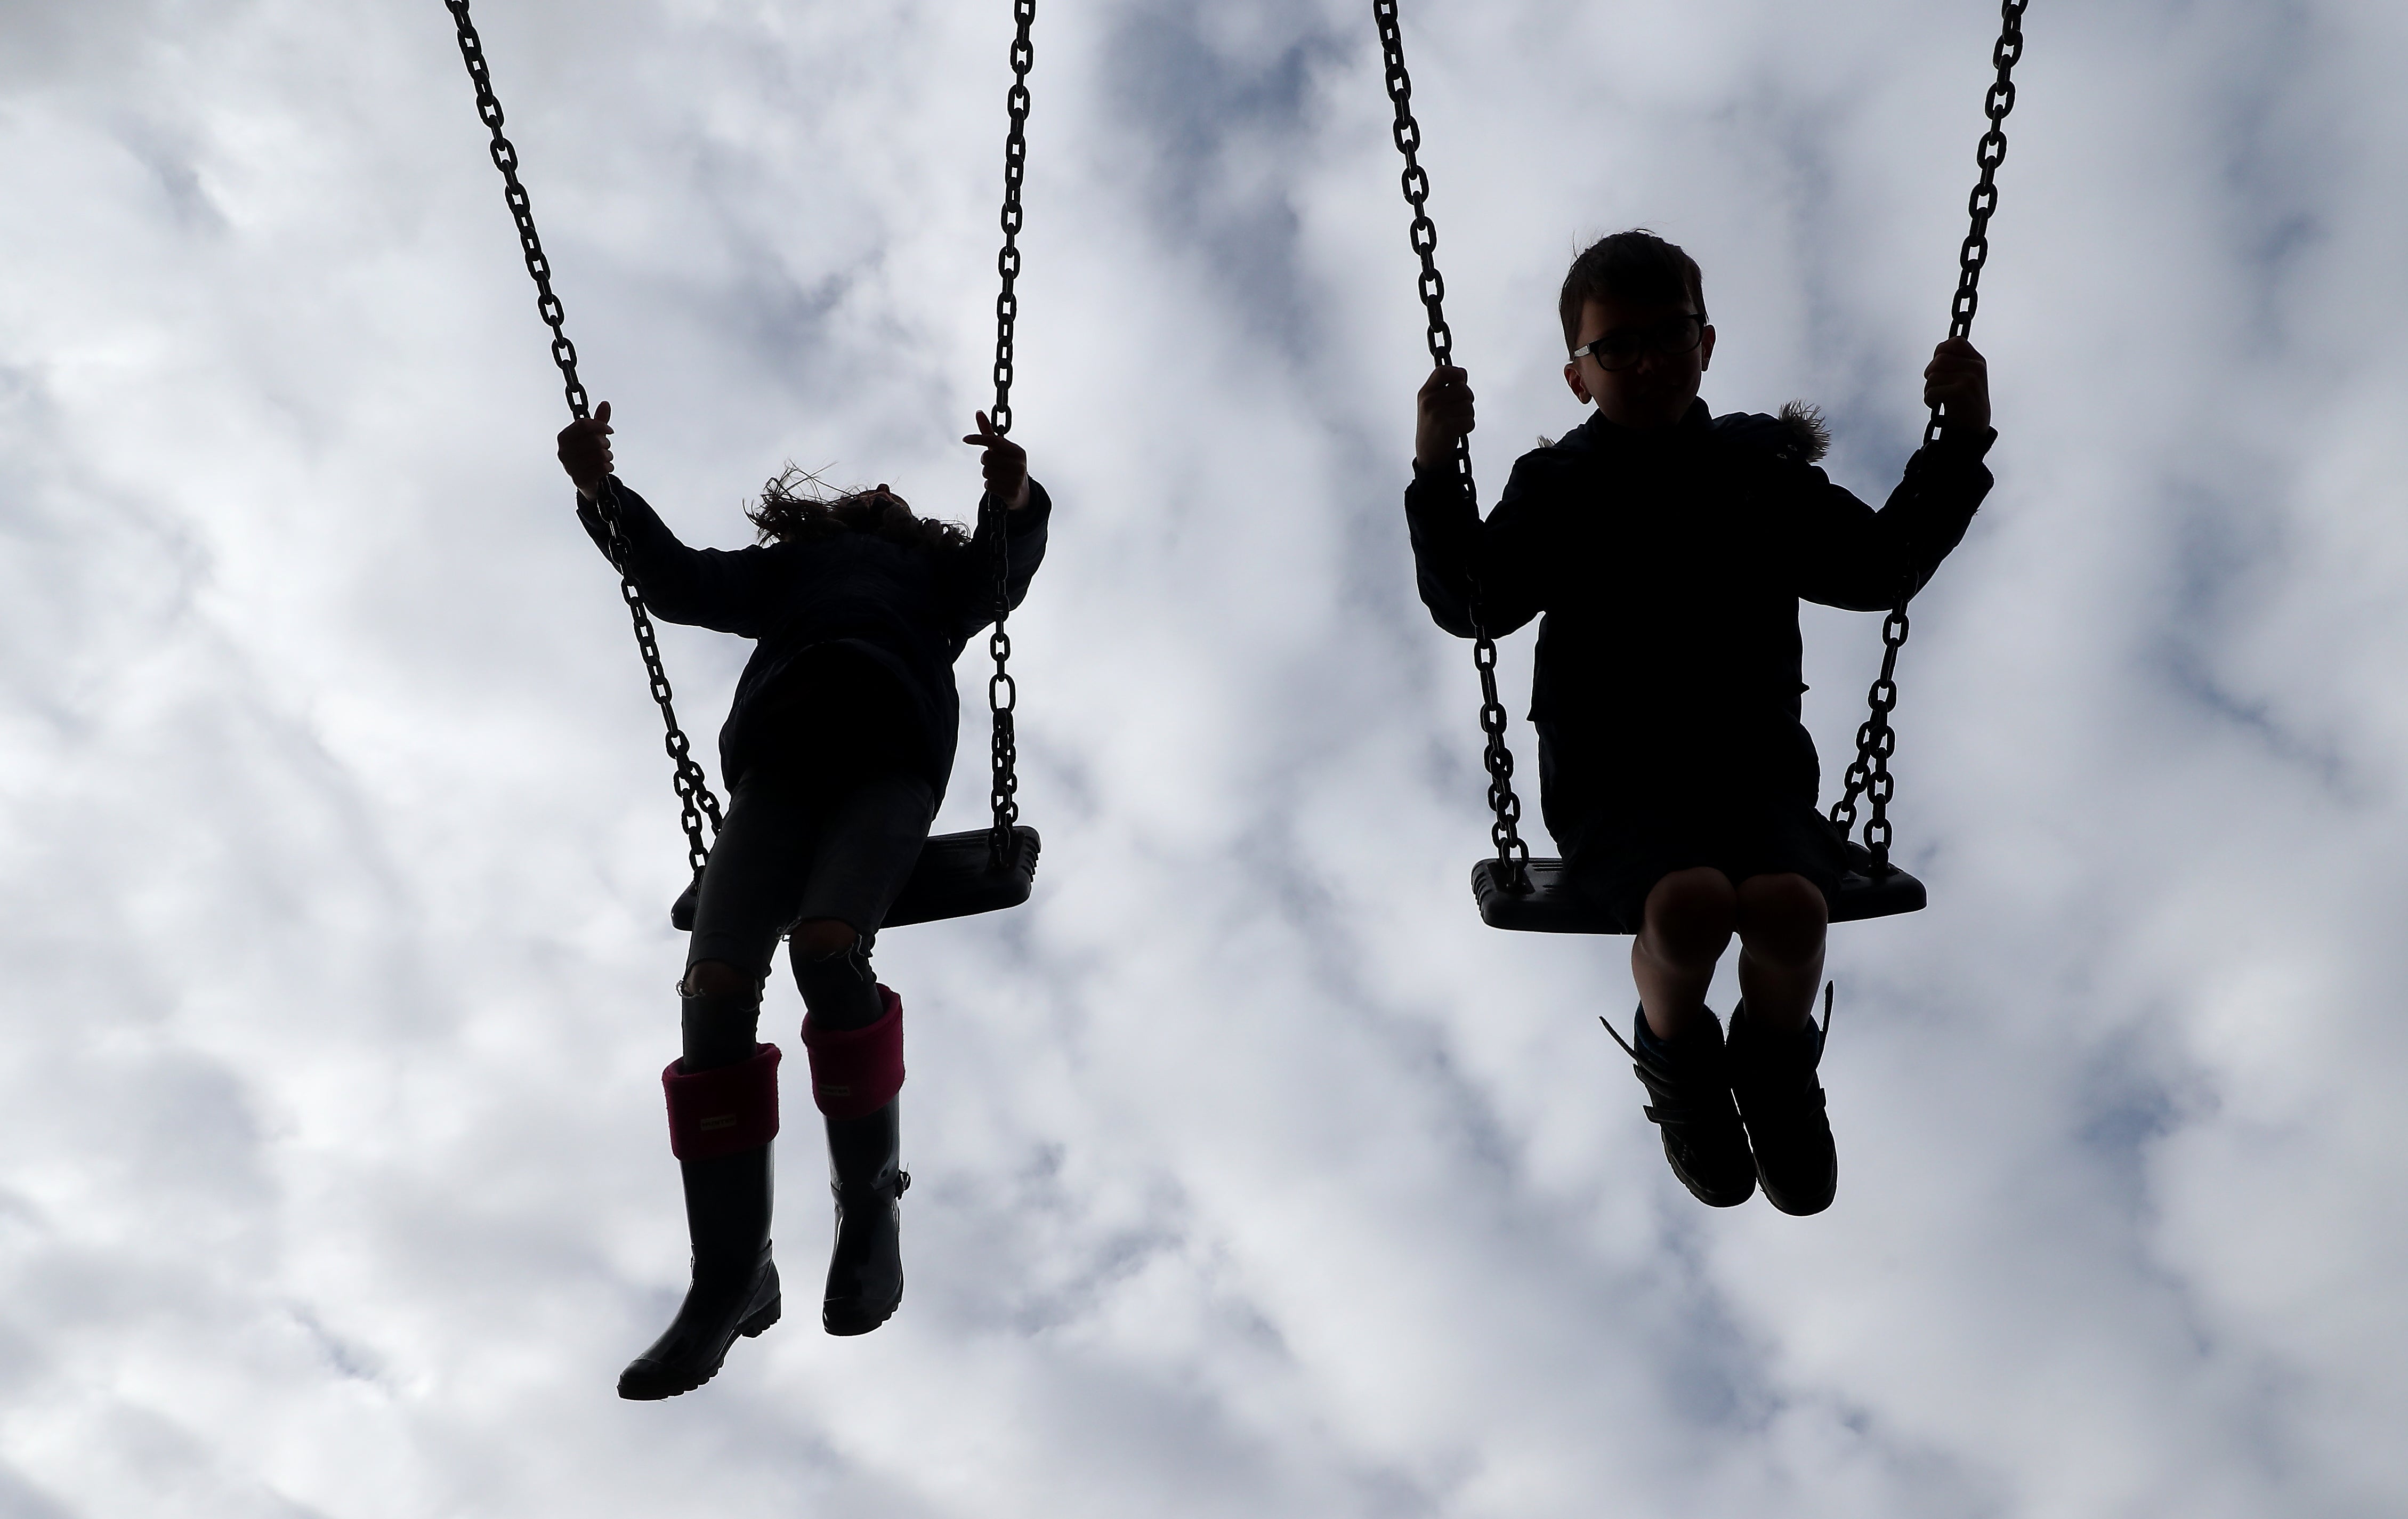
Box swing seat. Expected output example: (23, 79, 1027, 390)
(885, 826, 1042, 928)
(670, 827, 1041, 933)
(1470, 842, 1924, 935)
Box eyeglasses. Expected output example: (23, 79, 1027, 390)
(1570, 313, 1707, 372)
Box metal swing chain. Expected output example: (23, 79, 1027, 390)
(445, 0, 723, 884)
(1374, 0, 1532, 890)
(1829, 0, 2025, 872)
(984, 0, 1037, 867)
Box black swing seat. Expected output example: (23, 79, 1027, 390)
(670, 826, 1041, 932)
(1470, 842, 1923, 935)
(885, 826, 1041, 928)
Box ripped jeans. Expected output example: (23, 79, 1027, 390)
(684, 765, 936, 1035)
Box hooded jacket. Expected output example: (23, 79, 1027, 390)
(577, 478, 1051, 804)
(1404, 401, 1992, 839)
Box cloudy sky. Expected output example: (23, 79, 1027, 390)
(3, 0, 2405, 1514)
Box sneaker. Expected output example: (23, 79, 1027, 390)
(1725, 991, 1838, 1216)
(1603, 1006, 1757, 1208)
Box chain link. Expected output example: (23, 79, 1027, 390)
(1830, 0, 2025, 871)
(1374, 0, 1531, 890)
(984, 0, 1036, 866)
(1825, 604, 1907, 852)
(446, 0, 723, 883)
(1926, 0, 2025, 448)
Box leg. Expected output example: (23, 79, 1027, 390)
(682, 770, 828, 1068)
(790, 918, 859, 960)
(1610, 867, 1755, 1208)
(680, 766, 828, 1085)
(788, 917, 884, 1032)
(1630, 866, 1738, 1043)
(618, 1039, 785, 1399)
(620, 772, 815, 1399)
(679, 959, 763, 1071)
(1733, 872, 1829, 1032)
(1726, 872, 1838, 1216)
(787, 774, 933, 1337)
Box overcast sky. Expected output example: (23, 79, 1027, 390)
(2, 1, 2405, 1515)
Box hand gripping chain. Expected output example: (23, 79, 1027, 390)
(1829, 0, 2026, 871)
(1374, 0, 1532, 891)
(446, 0, 723, 884)
(984, 0, 1036, 867)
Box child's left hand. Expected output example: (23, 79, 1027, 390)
(1923, 337, 1991, 438)
(963, 411, 1032, 510)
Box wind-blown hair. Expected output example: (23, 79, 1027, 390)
(747, 465, 974, 555)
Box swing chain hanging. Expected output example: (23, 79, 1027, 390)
(1929, 0, 2026, 448)
(1374, 0, 1532, 890)
(1829, 0, 2025, 871)
(984, 0, 1037, 867)
(445, 0, 722, 884)
(1825, 604, 1908, 857)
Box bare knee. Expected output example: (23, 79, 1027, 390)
(681, 958, 757, 998)
(1734, 872, 1828, 965)
(1640, 867, 1738, 964)
(790, 918, 860, 962)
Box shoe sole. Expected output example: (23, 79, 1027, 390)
(617, 1292, 783, 1401)
(1735, 1106, 1837, 1215)
(822, 1280, 903, 1337)
(1679, 1176, 1757, 1208)
(739, 1298, 782, 1336)
(618, 1360, 717, 1401)
(1661, 1130, 1758, 1208)
(1758, 1168, 1837, 1216)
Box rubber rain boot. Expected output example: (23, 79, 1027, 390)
(802, 985, 909, 1336)
(619, 1043, 783, 1399)
(821, 1098, 908, 1335)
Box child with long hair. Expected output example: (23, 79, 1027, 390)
(555, 402, 1049, 1396)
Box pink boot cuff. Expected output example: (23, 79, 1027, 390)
(660, 1043, 781, 1160)
(800, 987, 904, 1120)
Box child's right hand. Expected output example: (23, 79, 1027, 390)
(556, 399, 616, 500)
(1415, 365, 1475, 470)
(1923, 338, 1990, 438)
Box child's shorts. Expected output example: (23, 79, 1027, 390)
(1561, 798, 1848, 932)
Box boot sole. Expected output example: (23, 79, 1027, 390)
(1757, 1166, 1837, 1216)
(617, 1291, 783, 1400)
(822, 1280, 903, 1337)
(1677, 1175, 1758, 1208)
(618, 1360, 715, 1401)
(1657, 1119, 1758, 1208)
(739, 1296, 783, 1336)
(1736, 1105, 1837, 1215)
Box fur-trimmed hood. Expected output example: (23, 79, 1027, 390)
(1536, 398, 1831, 464)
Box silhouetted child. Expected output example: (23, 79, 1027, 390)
(1405, 230, 1993, 1214)
(556, 402, 1048, 1394)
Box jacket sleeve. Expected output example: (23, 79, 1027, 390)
(1403, 456, 1551, 640)
(952, 479, 1052, 640)
(573, 478, 777, 636)
(1788, 429, 1997, 612)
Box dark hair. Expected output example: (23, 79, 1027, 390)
(747, 465, 973, 554)
(1557, 229, 1707, 350)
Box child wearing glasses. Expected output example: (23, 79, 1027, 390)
(1404, 230, 1993, 1214)
(555, 402, 1049, 1396)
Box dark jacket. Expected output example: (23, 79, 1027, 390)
(1404, 401, 1992, 844)
(577, 478, 1051, 804)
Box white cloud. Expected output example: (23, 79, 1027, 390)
(1, 0, 2404, 1514)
